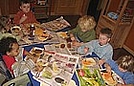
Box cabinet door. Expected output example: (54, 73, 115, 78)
(54, 0, 89, 15)
(124, 22, 134, 55)
(8, 0, 19, 14)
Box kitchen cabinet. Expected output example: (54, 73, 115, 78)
(51, 0, 90, 15)
(0, 0, 19, 17)
(123, 20, 134, 56)
(32, 0, 51, 19)
(0, 0, 89, 17)
(96, 0, 134, 49)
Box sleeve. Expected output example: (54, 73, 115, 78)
(13, 12, 21, 25)
(77, 41, 93, 55)
(67, 25, 79, 35)
(106, 59, 117, 70)
(30, 12, 39, 23)
(101, 48, 113, 60)
(123, 73, 134, 84)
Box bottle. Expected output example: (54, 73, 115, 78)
(29, 24, 35, 37)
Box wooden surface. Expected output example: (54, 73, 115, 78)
(124, 22, 134, 55)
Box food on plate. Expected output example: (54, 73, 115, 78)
(35, 28, 50, 41)
(57, 32, 68, 38)
(37, 35, 49, 41)
(82, 58, 96, 66)
(78, 69, 85, 77)
(11, 26, 21, 36)
(102, 72, 117, 85)
(30, 47, 44, 56)
(35, 28, 44, 36)
(33, 65, 44, 72)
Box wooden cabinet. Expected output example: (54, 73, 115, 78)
(0, 0, 89, 17)
(96, 0, 134, 49)
(123, 20, 134, 56)
(33, 0, 51, 19)
(0, 0, 19, 16)
(51, 0, 89, 15)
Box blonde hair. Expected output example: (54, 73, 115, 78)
(78, 15, 96, 31)
(116, 55, 134, 72)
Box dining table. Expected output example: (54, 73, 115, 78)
(6, 17, 124, 86)
(23, 42, 100, 86)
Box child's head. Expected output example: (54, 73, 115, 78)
(19, 0, 31, 13)
(78, 15, 96, 32)
(116, 55, 134, 73)
(0, 16, 11, 33)
(98, 28, 112, 46)
(0, 37, 19, 57)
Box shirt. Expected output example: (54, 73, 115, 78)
(13, 10, 38, 25)
(78, 40, 113, 60)
(68, 25, 96, 43)
(106, 59, 134, 84)
(2, 55, 16, 74)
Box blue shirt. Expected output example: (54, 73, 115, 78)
(106, 59, 134, 84)
(77, 40, 113, 60)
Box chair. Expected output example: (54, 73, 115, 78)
(0, 54, 13, 85)
(2, 74, 32, 86)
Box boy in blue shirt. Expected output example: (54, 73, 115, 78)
(77, 28, 113, 60)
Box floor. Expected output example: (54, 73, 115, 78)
(38, 15, 132, 60)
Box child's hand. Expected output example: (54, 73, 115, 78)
(104, 63, 112, 74)
(99, 59, 105, 65)
(72, 41, 82, 47)
(84, 47, 89, 54)
(19, 14, 27, 24)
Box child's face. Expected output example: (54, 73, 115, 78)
(98, 33, 110, 46)
(8, 43, 19, 57)
(20, 3, 30, 13)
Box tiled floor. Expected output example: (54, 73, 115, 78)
(39, 15, 132, 60)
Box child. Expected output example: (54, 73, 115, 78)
(67, 15, 96, 46)
(77, 28, 113, 60)
(0, 15, 12, 33)
(0, 16, 23, 41)
(0, 37, 32, 75)
(0, 37, 19, 74)
(13, 0, 38, 24)
(101, 55, 134, 85)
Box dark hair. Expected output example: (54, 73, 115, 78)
(100, 28, 113, 38)
(116, 55, 134, 72)
(0, 37, 18, 55)
(19, 0, 30, 6)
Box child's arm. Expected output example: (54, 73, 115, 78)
(19, 14, 27, 24)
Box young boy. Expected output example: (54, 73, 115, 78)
(67, 15, 96, 46)
(0, 37, 33, 76)
(77, 28, 113, 60)
(13, 0, 38, 24)
(101, 55, 134, 85)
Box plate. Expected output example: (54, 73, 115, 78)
(30, 47, 44, 56)
(101, 70, 124, 85)
(57, 32, 68, 38)
(82, 58, 96, 66)
(11, 26, 21, 36)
